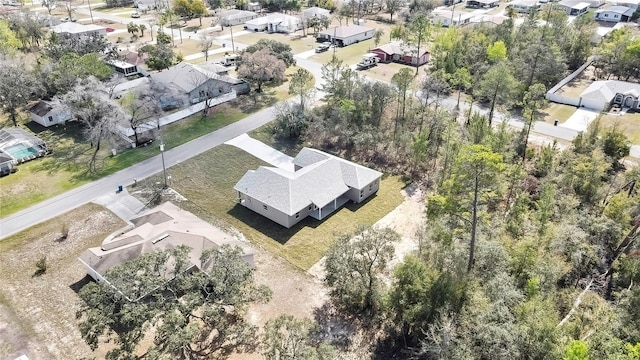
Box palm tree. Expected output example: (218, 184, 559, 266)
(139, 24, 147, 37)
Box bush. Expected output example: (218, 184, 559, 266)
(34, 257, 47, 276)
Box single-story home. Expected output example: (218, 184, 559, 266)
(608, 0, 639, 10)
(578, 80, 640, 110)
(152, 62, 249, 104)
(28, 100, 72, 127)
(50, 22, 106, 38)
(431, 10, 476, 26)
(371, 42, 430, 66)
(317, 24, 374, 47)
(234, 148, 382, 228)
(246, 1, 261, 11)
(595, 5, 635, 20)
(506, 0, 541, 13)
(244, 12, 303, 33)
(219, 9, 259, 26)
(303, 6, 331, 20)
(557, 0, 591, 15)
(467, 0, 500, 8)
(78, 202, 255, 301)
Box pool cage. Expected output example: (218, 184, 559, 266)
(0, 127, 49, 163)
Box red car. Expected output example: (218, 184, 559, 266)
(106, 27, 115, 32)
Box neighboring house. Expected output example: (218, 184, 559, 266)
(199, 62, 231, 76)
(578, 80, 640, 110)
(219, 9, 259, 26)
(467, 0, 500, 8)
(608, 0, 639, 9)
(0, 150, 15, 177)
(28, 100, 72, 127)
(595, 5, 635, 20)
(244, 12, 303, 33)
(583, 0, 606, 7)
(152, 62, 249, 104)
(0, 127, 48, 164)
(431, 10, 476, 26)
(108, 60, 140, 77)
(234, 148, 382, 228)
(302, 6, 331, 20)
(444, 0, 463, 5)
(506, 0, 541, 13)
(557, 0, 591, 15)
(78, 202, 255, 300)
(50, 22, 107, 38)
(371, 42, 430, 66)
(317, 25, 374, 46)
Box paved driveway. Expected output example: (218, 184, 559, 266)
(560, 108, 600, 132)
(225, 134, 295, 171)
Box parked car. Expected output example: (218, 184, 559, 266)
(131, 11, 140, 18)
(106, 27, 115, 32)
(315, 42, 331, 53)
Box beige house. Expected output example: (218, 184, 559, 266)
(234, 148, 382, 228)
(79, 202, 255, 300)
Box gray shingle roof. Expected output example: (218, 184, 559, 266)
(319, 25, 374, 39)
(235, 148, 382, 215)
(152, 62, 243, 94)
(28, 100, 53, 117)
(580, 80, 640, 102)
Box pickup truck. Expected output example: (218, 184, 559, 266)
(315, 42, 331, 53)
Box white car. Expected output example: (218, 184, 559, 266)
(131, 11, 141, 18)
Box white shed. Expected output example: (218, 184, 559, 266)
(28, 101, 72, 127)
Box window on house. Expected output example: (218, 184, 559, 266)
(48, 116, 53, 122)
(604, 13, 608, 16)
(295, 212, 300, 219)
(360, 190, 363, 198)
(614, 14, 619, 17)
(263, 205, 268, 210)
(308, 205, 313, 211)
(369, 183, 373, 191)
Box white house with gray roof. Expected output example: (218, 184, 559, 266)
(234, 148, 382, 228)
(219, 9, 259, 26)
(577, 80, 640, 110)
(595, 5, 635, 21)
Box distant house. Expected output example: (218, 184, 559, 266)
(28, 100, 72, 127)
(317, 25, 374, 47)
(578, 80, 640, 110)
(234, 148, 382, 228)
(246, 1, 261, 11)
(608, 0, 639, 10)
(506, 0, 540, 13)
(152, 62, 249, 104)
(0, 127, 48, 164)
(50, 22, 106, 38)
(557, 0, 591, 15)
(244, 12, 303, 33)
(444, 0, 463, 5)
(303, 6, 331, 20)
(431, 10, 475, 26)
(467, 0, 500, 8)
(219, 9, 259, 26)
(78, 202, 255, 300)
(595, 5, 635, 20)
(371, 42, 430, 66)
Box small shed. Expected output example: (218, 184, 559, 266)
(108, 60, 140, 77)
(28, 100, 72, 128)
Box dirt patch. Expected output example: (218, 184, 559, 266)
(557, 65, 596, 98)
(0, 204, 126, 360)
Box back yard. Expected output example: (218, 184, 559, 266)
(132, 144, 405, 270)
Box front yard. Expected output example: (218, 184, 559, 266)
(132, 144, 405, 270)
(597, 112, 640, 143)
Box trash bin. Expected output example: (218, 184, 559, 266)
(118, 184, 123, 192)
(554, 119, 559, 126)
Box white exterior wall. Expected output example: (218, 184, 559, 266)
(346, 178, 380, 203)
(341, 30, 373, 46)
(579, 97, 607, 110)
(595, 10, 626, 20)
(30, 110, 71, 127)
(245, 22, 267, 31)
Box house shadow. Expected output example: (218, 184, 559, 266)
(69, 274, 95, 295)
(226, 194, 378, 245)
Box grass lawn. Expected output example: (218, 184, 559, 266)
(0, 106, 246, 218)
(541, 103, 577, 124)
(366, 62, 418, 83)
(598, 112, 640, 144)
(134, 145, 405, 270)
(0, 203, 125, 359)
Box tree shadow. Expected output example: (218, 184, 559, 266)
(310, 303, 358, 350)
(234, 90, 279, 114)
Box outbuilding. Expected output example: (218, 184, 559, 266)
(28, 100, 72, 127)
(317, 24, 374, 47)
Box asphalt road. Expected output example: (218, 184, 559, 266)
(0, 106, 276, 239)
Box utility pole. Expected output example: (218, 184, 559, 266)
(160, 142, 168, 188)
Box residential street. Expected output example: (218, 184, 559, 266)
(1, 12, 638, 239)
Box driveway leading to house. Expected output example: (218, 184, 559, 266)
(225, 134, 295, 171)
(560, 108, 600, 132)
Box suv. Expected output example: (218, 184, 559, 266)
(315, 42, 331, 53)
(131, 11, 141, 18)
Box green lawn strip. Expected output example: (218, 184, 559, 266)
(134, 145, 404, 270)
(541, 103, 577, 125)
(0, 106, 245, 217)
(597, 113, 640, 144)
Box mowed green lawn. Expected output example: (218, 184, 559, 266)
(0, 106, 246, 218)
(135, 145, 405, 270)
